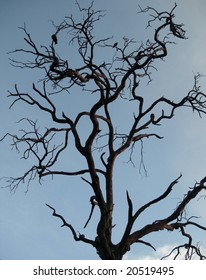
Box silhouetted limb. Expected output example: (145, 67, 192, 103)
(161, 243, 206, 260)
(84, 196, 98, 228)
(45, 203, 96, 246)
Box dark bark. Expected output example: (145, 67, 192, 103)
(2, 2, 206, 259)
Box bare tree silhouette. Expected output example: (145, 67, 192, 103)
(2, 2, 206, 259)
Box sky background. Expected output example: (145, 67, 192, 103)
(1, 0, 206, 260)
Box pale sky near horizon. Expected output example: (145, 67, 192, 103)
(1, 0, 206, 260)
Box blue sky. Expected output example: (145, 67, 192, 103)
(1, 0, 206, 260)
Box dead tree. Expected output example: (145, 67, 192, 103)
(2, 2, 206, 259)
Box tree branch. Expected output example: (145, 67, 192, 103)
(45, 203, 96, 246)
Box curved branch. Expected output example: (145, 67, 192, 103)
(41, 168, 106, 177)
(45, 203, 96, 246)
(136, 240, 156, 252)
(134, 174, 182, 221)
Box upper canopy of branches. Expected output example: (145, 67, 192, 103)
(9, 2, 187, 94)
